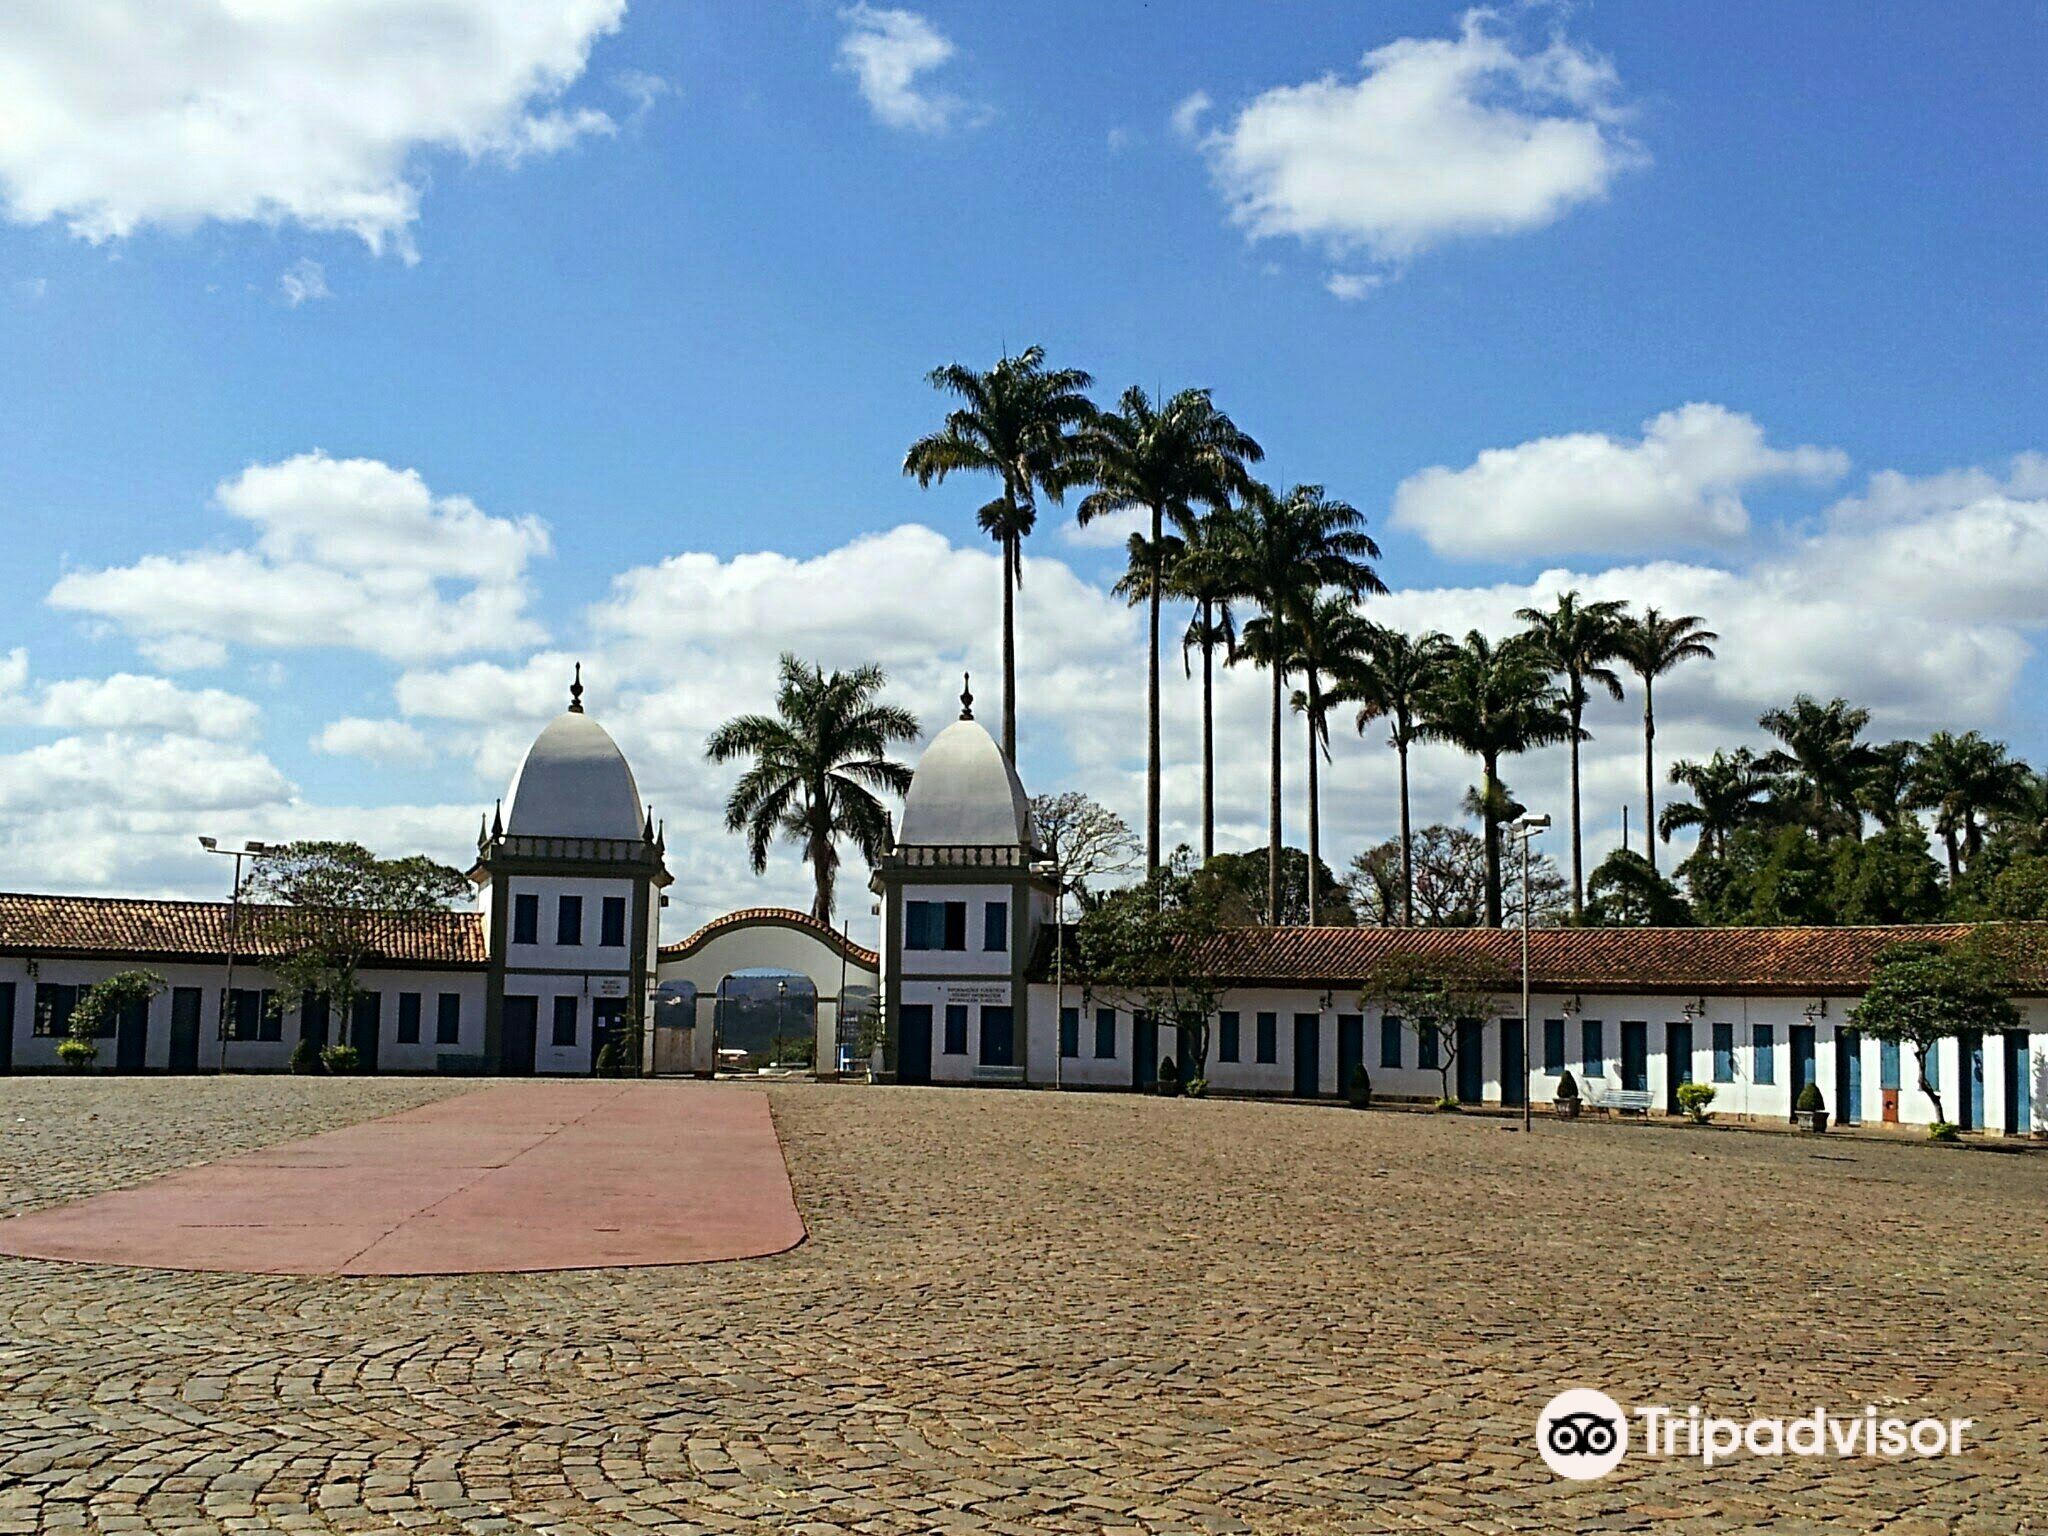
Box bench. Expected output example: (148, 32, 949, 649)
(1584, 1079, 1655, 1117)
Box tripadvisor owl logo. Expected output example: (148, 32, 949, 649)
(1535, 1389, 1972, 1480)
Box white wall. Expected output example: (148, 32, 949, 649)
(894, 882, 1017, 976)
(499, 874, 644, 972)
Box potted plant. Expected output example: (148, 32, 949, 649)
(322, 1043, 361, 1075)
(1554, 1070, 1581, 1121)
(56, 1037, 98, 1072)
(1675, 1082, 1717, 1124)
(1927, 1121, 1960, 1143)
(1156, 1056, 1181, 1097)
(289, 1037, 326, 1075)
(1797, 1080, 1828, 1133)
(1346, 1063, 1372, 1110)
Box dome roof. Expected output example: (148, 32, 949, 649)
(898, 713, 1033, 849)
(504, 709, 645, 841)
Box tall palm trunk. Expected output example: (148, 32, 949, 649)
(808, 818, 837, 924)
(1305, 702, 1321, 925)
(1941, 825, 1961, 886)
(1000, 531, 1018, 763)
(1567, 696, 1585, 919)
(1268, 659, 1284, 924)
(1200, 604, 1217, 863)
(1482, 749, 1503, 927)
(1397, 736, 1415, 926)
(1641, 677, 1658, 876)
(1146, 504, 1163, 884)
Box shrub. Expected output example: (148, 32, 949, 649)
(1554, 1069, 1580, 1100)
(289, 1038, 325, 1075)
(1675, 1082, 1717, 1123)
(1156, 1056, 1180, 1096)
(322, 1044, 361, 1074)
(1183, 1076, 1209, 1099)
(1346, 1063, 1372, 1109)
(1928, 1121, 1960, 1142)
(1796, 1080, 1826, 1114)
(56, 1038, 97, 1071)
(595, 1040, 622, 1077)
(1433, 1097, 1460, 1112)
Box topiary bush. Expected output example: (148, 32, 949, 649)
(1797, 1080, 1826, 1113)
(1928, 1121, 1960, 1142)
(322, 1043, 361, 1075)
(289, 1038, 325, 1075)
(1675, 1081, 1717, 1123)
(1346, 1063, 1372, 1109)
(1156, 1056, 1181, 1096)
(1555, 1070, 1580, 1100)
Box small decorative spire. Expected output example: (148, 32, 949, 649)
(491, 799, 503, 840)
(655, 818, 665, 853)
(568, 662, 584, 714)
(643, 805, 655, 841)
(477, 812, 488, 848)
(959, 671, 974, 721)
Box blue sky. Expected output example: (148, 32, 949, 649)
(2, 2, 2045, 920)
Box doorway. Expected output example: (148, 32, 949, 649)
(1835, 1029, 1862, 1125)
(591, 997, 628, 1072)
(1621, 1021, 1649, 1093)
(1959, 1031, 1983, 1130)
(1664, 1022, 1693, 1114)
(1337, 1014, 1363, 1097)
(1790, 1025, 1816, 1122)
(1292, 1014, 1320, 1097)
(896, 1003, 932, 1085)
(1880, 1037, 1901, 1123)
(114, 997, 148, 1074)
(501, 995, 538, 1076)
(1501, 1019, 1525, 1107)
(2004, 1031, 2032, 1135)
(1135, 1014, 1159, 1090)
(349, 993, 382, 1074)
(1456, 1019, 1484, 1104)
(978, 1005, 1014, 1068)
(168, 987, 201, 1073)
(0, 982, 13, 1074)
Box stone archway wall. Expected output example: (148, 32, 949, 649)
(656, 908, 880, 1078)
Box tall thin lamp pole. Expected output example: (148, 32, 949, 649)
(1512, 814, 1549, 1133)
(200, 837, 272, 1075)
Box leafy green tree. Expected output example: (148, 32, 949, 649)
(1074, 850, 1231, 1081)
(1356, 950, 1512, 1103)
(1419, 631, 1568, 926)
(1171, 506, 1248, 862)
(1229, 482, 1385, 922)
(1199, 846, 1354, 926)
(1076, 386, 1262, 881)
(1684, 821, 1941, 927)
(244, 842, 470, 1022)
(1852, 941, 2019, 1126)
(1582, 849, 1692, 926)
(706, 655, 919, 922)
(1660, 749, 1770, 861)
(1615, 609, 1716, 876)
(67, 969, 166, 1067)
(903, 346, 1096, 762)
(1912, 729, 2032, 884)
(1757, 695, 1880, 838)
(1330, 624, 1455, 925)
(1951, 851, 2048, 921)
(1517, 591, 1630, 917)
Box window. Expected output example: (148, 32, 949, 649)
(904, 900, 968, 951)
(1712, 1022, 1735, 1083)
(1417, 1023, 1439, 1072)
(1255, 1012, 1277, 1065)
(1582, 1020, 1605, 1076)
(217, 988, 275, 1042)
(1218, 1011, 1240, 1064)
(943, 1004, 969, 1055)
(397, 992, 422, 1045)
(1059, 1007, 1079, 1059)
(512, 893, 539, 945)
(1544, 1018, 1566, 1074)
(257, 990, 281, 1041)
(33, 983, 78, 1037)
(600, 895, 627, 947)
(983, 900, 1008, 952)
(1380, 1016, 1403, 1069)
(552, 996, 578, 1047)
(556, 895, 583, 946)
(1753, 1024, 1776, 1085)
(1094, 1007, 1116, 1059)
(436, 993, 461, 1046)
(1879, 1037, 1899, 1091)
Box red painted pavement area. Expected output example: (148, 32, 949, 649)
(0, 1082, 805, 1276)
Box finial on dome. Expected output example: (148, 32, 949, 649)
(491, 799, 503, 840)
(568, 662, 584, 714)
(643, 805, 655, 842)
(959, 671, 974, 721)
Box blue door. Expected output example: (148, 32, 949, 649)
(978, 1006, 1014, 1067)
(1456, 1020, 1484, 1103)
(1134, 1013, 1158, 1089)
(1621, 1021, 1649, 1092)
(1835, 1029, 1862, 1124)
(1501, 1020, 1525, 1107)
(1337, 1015, 1363, 1095)
(2005, 1032, 2032, 1135)
(1959, 1031, 1984, 1130)
(1790, 1025, 1816, 1122)
(1292, 1014, 1320, 1097)
(1664, 1023, 1692, 1113)
(896, 1004, 932, 1085)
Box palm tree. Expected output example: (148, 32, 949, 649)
(1859, 740, 1922, 832)
(1283, 591, 1371, 924)
(1615, 609, 1717, 876)
(1912, 730, 2032, 883)
(1517, 592, 1629, 917)
(1330, 624, 1455, 924)
(1419, 631, 1568, 926)
(904, 346, 1096, 763)
(1757, 695, 1880, 838)
(1659, 749, 1769, 861)
(1171, 507, 1247, 862)
(706, 655, 920, 923)
(1075, 387, 1262, 880)
(1228, 483, 1385, 923)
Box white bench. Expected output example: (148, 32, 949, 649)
(1584, 1079, 1655, 1117)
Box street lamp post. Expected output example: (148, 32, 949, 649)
(1510, 813, 1550, 1133)
(198, 837, 274, 1075)
(775, 978, 789, 1071)
(1030, 859, 1064, 1090)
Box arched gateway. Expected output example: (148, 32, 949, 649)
(656, 908, 879, 1078)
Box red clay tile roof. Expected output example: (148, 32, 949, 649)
(0, 893, 488, 968)
(660, 906, 880, 970)
(1033, 923, 2048, 995)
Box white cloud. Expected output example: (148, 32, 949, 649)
(0, 734, 290, 818)
(279, 257, 331, 307)
(836, 5, 984, 133)
(0, 0, 625, 257)
(1324, 270, 1382, 302)
(1393, 403, 1849, 561)
(139, 635, 230, 672)
(48, 451, 550, 664)
(1169, 90, 1212, 141)
(35, 673, 259, 738)
(314, 716, 434, 765)
(1195, 9, 1642, 265)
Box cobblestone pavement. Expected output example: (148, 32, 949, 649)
(2, 1077, 2045, 1534)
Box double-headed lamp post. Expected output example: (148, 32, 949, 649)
(1509, 812, 1550, 1132)
(198, 836, 274, 1074)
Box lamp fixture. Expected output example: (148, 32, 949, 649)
(1681, 997, 1706, 1020)
(1803, 998, 1829, 1022)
